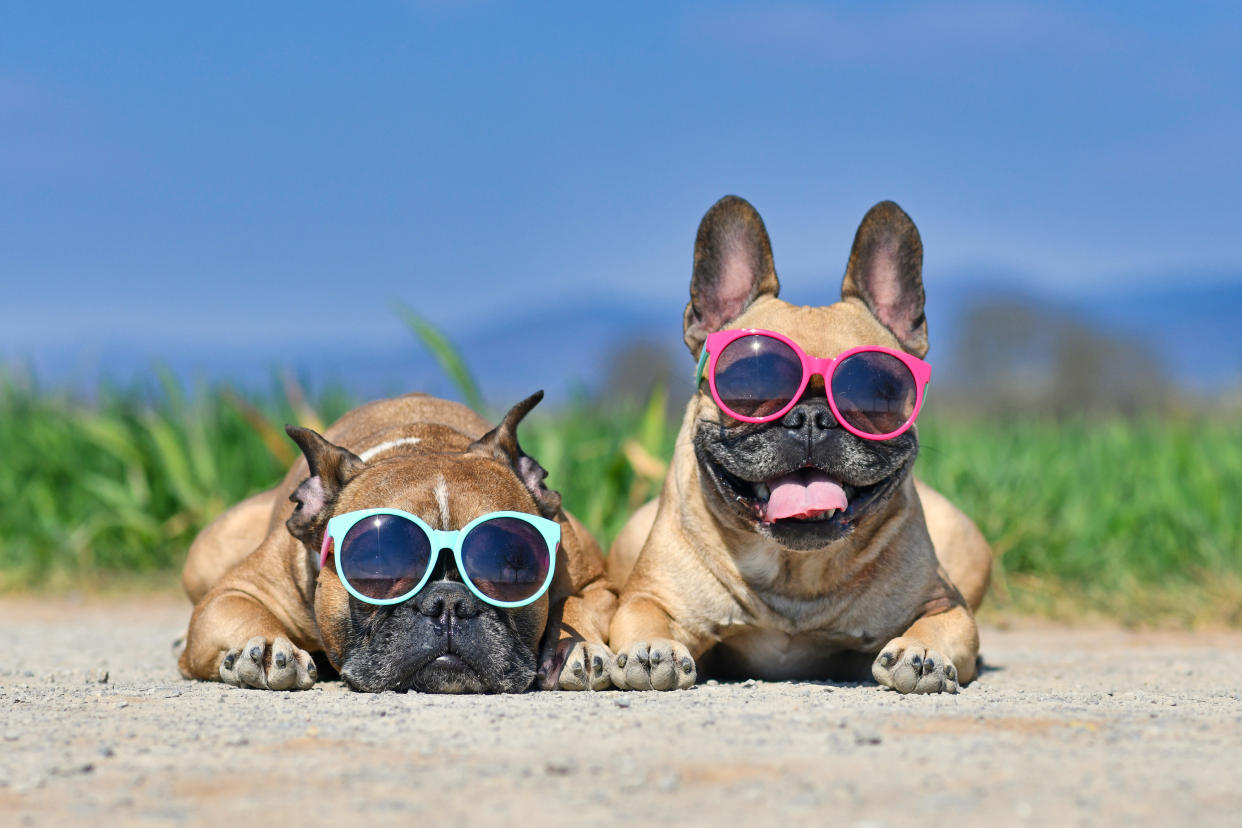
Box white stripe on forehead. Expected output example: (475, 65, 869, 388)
(358, 437, 421, 462)
(433, 474, 451, 529)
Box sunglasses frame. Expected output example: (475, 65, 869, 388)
(696, 328, 932, 440)
(320, 508, 560, 609)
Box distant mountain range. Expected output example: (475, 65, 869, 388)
(924, 276, 1242, 394)
(6, 273, 1240, 406)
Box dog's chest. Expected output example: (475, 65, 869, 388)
(715, 540, 910, 676)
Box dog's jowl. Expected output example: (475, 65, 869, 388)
(607, 196, 992, 694)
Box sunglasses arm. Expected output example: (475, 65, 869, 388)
(694, 348, 709, 387)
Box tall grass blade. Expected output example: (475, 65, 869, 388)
(281, 369, 325, 432)
(222, 388, 298, 466)
(392, 302, 485, 412)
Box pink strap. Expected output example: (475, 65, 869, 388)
(319, 532, 333, 569)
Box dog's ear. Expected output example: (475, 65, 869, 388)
(683, 195, 781, 358)
(840, 200, 928, 357)
(468, 390, 563, 520)
(284, 425, 366, 548)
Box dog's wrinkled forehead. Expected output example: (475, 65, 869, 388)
(332, 453, 539, 531)
(727, 297, 905, 361)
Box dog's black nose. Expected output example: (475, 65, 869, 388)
(414, 582, 482, 623)
(813, 409, 837, 431)
(780, 400, 838, 433)
(781, 409, 807, 430)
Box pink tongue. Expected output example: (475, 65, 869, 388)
(762, 469, 848, 523)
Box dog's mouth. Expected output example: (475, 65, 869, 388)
(704, 457, 896, 536)
(410, 647, 486, 694)
(341, 633, 490, 694)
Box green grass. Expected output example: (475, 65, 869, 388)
(2, 369, 1240, 626)
(915, 416, 1242, 626)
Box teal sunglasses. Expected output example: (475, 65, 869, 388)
(320, 508, 560, 609)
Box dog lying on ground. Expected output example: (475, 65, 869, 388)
(607, 197, 992, 694)
(179, 391, 616, 692)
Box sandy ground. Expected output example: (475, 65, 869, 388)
(1, 596, 1240, 828)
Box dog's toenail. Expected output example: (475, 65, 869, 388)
(573, 663, 585, 677)
(616, 653, 627, 668)
(592, 656, 604, 672)
(249, 646, 262, 662)
(880, 652, 894, 667)
(223, 654, 235, 670)
(910, 655, 922, 670)
(681, 658, 693, 673)
(650, 651, 662, 664)
(924, 658, 935, 673)
(275, 653, 287, 669)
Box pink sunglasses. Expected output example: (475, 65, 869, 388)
(696, 329, 932, 440)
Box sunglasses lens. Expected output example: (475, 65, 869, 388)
(339, 514, 432, 601)
(714, 334, 804, 420)
(830, 351, 918, 436)
(460, 517, 551, 604)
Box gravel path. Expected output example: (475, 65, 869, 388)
(1, 596, 1239, 827)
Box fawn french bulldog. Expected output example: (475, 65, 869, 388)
(607, 197, 991, 694)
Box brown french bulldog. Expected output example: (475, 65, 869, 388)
(607, 196, 992, 694)
(178, 391, 616, 693)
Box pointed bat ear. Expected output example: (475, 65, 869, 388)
(683, 195, 781, 358)
(840, 200, 928, 357)
(284, 426, 366, 548)
(468, 391, 563, 520)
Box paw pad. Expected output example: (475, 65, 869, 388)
(554, 641, 614, 691)
(218, 635, 317, 691)
(609, 640, 696, 691)
(871, 638, 959, 695)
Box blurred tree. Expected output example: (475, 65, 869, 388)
(600, 339, 692, 414)
(949, 301, 1169, 417)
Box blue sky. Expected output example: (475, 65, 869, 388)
(2, 1, 1240, 375)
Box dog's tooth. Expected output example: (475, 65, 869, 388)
(754, 482, 770, 501)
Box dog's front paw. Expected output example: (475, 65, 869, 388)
(871, 637, 958, 694)
(555, 641, 614, 691)
(609, 639, 696, 691)
(219, 635, 317, 691)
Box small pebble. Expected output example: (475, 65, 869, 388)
(614, 697, 631, 709)
(89, 668, 109, 684)
(655, 772, 680, 792)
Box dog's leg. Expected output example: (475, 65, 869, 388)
(608, 596, 698, 691)
(179, 591, 317, 691)
(607, 497, 658, 589)
(871, 604, 979, 694)
(538, 582, 617, 691)
(917, 480, 993, 611)
(181, 490, 279, 604)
